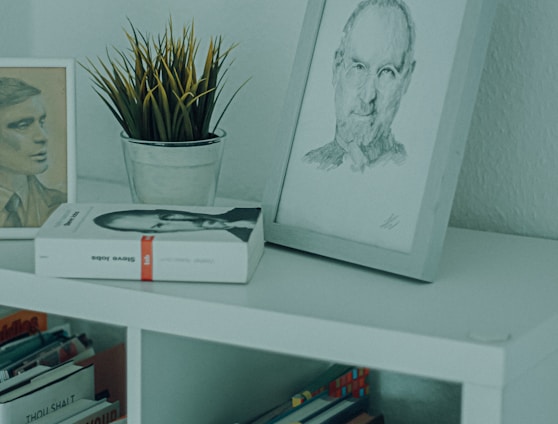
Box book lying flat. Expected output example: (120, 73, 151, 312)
(4, 334, 94, 379)
(0, 363, 94, 423)
(0, 365, 51, 396)
(32, 398, 100, 424)
(270, 394, 346, 424)
(0, 328, 70, 381)
(44, 398, 120, 424)
(35, 203, 265, 283)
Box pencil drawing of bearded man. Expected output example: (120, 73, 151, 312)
(304, 0, 416, 172)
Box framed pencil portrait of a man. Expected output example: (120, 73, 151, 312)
(0, 59, 76, 239)
(264, 0, 498, 281)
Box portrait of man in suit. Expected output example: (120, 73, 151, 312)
(303, 0, 416, 172)
(0, 76, 67, 228)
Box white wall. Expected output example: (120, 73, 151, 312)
(1, 0, 557, 241)
(450, 0, 558, 240)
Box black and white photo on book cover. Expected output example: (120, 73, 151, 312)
(264, 0, 497, 281)
(41, 203, 260, 242)
(91, 206, 260, 243)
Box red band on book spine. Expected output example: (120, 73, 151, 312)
(141, 236, 154, 281)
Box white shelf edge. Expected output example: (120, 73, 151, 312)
(1, 267, 506, 387)
(126, 327, 142, 424)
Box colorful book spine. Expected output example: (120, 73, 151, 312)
(292, 366, 370, 407)
(291, 365, 353, 407)
(328, 367, 370, 399)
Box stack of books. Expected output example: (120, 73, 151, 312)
(0, 308, 123, 423)
(244, 364, 384, 424)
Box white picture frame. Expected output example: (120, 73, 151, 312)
(0, 58, 76, 240)
(263, 0, 497, 281)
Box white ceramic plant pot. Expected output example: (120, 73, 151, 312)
(121, 129, 225, 206)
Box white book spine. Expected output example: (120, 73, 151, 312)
(36, 238, 250, 283)
(0, 365, 95, 423)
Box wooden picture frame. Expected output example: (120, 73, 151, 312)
(0, 58, 76, 239)
(263, 0, 497, 281)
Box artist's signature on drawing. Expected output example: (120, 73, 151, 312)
(380, 214, 400, 230)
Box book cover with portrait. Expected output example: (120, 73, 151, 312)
(35, 203, 264, 283)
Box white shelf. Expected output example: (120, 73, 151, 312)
(1, 178, 558, 423)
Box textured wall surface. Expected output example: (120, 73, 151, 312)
(1, 0, 556, 241)
(450, 0, 558, 240)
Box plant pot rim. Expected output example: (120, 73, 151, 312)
(120, 128, 226, 148)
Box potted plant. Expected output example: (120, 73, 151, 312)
(82, 18, 248, 206)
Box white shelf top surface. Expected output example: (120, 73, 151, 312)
(1, 178, 557, 387)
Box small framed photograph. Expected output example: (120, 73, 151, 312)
(0, 58, 76, 239)
(263, 0, 497, 281)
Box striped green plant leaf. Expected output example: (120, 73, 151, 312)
(80, 18, 247, 141)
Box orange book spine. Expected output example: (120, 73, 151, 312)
(0, 310, 48, 344)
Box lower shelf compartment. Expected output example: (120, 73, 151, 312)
(141, 331, 462, 424)
(0, 307, 128, 422)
